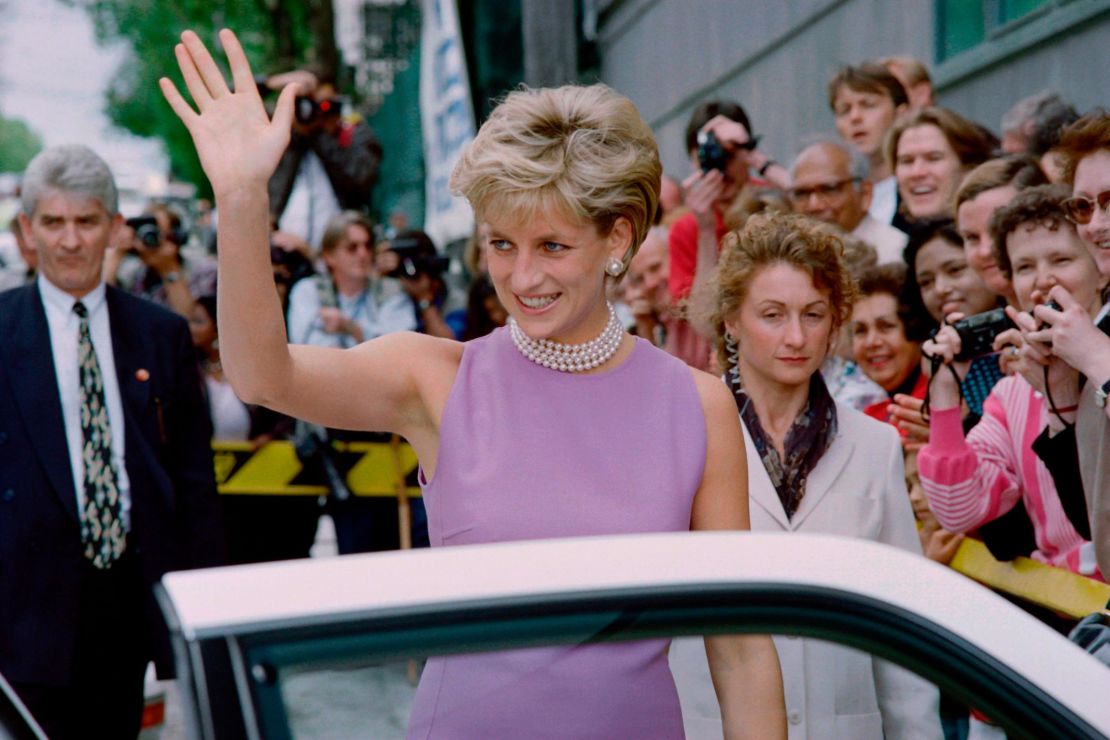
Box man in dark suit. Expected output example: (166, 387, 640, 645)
(0, 144, 224, 738)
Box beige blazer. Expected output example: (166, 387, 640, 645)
(670, 404, 941, 740)
(1077, 383, 1110, 576)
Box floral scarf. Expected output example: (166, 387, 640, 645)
(727, 349, 838, 520)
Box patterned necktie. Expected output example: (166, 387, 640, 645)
(74, 301, 125, 569)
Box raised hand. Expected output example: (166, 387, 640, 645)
(159, 29, 297, 196)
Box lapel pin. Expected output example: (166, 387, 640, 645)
(135, 368, 150, 382)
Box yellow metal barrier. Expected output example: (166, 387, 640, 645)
(213, 440, 422, 497)
(948, 537, 1110, 619)
(212, 440, 1109, 617)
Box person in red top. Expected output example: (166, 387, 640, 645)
(668, 101, 790, 369)
(849, 263, 929, 444)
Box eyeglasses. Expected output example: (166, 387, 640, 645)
(787, 178, 860, 204)
(1061, 190, 1110, 225)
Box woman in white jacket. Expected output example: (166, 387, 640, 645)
(672, 213, 941, 740)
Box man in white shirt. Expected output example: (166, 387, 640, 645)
(827, 63, 909, 228)
(787, 140, 908, 264)
(0, 145, 223, 739)
(263, 67, 382, 248)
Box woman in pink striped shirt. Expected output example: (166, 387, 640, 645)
(917, 184, 1105, 577)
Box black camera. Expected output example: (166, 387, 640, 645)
(696, 130, 729, 173)
(125, 216, 161, 249)
(1037, 299, 1063, 330)
(294, 96, 343, 125)
(386, 237, 450, 280)
(952, 308, 1016, 361)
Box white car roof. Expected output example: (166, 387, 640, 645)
(161, 531, 1110, 730)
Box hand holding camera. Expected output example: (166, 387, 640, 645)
(921, 316, 967, 412)
(1028, 287, 1110, 379)
(996, 303, 1080, 429)
(124, 215, 184, 279)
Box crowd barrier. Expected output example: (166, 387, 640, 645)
(211, 440, 1110, 618)
(213, 439, 421, 498)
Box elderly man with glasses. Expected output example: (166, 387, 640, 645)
(788, 139, 908, 264)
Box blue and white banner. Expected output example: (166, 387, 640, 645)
(420, 0, 476, 248)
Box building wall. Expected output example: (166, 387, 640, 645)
(598, 0, 1110, 180)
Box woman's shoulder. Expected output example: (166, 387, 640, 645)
(686, 365, 737, 425)
(835, 401, 901, 449)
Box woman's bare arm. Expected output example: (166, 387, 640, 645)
(689, 371, 787, 740)
(160, 30, 454, 439)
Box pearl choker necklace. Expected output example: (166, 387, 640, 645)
(508, 303, 624, 372)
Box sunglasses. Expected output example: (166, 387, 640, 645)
(1061, 190, 1110, 225)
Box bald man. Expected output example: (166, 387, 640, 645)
(788, 140, 908, 264)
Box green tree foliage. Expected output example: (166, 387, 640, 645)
(0, 111, 43, 173)
(66, 0, 336, 194)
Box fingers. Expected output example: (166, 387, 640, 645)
(174, 42, 213, 112)
(1032, 302, 1062, 328)
(924, 324, 960, 364)
(992, 328, 1023, 354)
(1006, 305, 1037, 332)
(180, 30, 230, 99)
(892, 393, 924, 412)
(219, 29, 257, 98)
(272, 82, 298, 132)
(1048, 284, 1079, 309)
(158, 76, 199, 127)
(942, 311, 965, 325)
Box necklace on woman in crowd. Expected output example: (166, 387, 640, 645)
(508, 302, 624, 373)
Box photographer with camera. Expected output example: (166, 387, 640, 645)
(287, 211, 414, 348)
(916, 184, 1104, 578)
(106, 202, 217, 318)
(1017, 114, 1110, 576)
(285, 211, 419, 555)
(374, 229, 460, 340)
(668, 101, 789, 370)
(261, 68, 381, 248)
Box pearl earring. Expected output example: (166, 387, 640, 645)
(605, 258, 624, 277)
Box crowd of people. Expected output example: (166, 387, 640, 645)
(1, 25, 1108, 740)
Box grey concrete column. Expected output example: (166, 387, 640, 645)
(522, 0, 577, 87)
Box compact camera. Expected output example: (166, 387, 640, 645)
(294, 95, 343, 125)
(952, 308, 1016, 361)
(696, 130, 729, 173)
(125, 216, 161, 249)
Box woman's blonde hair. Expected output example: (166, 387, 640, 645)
(704, 213, 856, 370)
(450, 84, 661, 266)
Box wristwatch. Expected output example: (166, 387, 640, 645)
(163, 270, 183, 284)
(417, 299, 433, 313)
(1095, 377, 1110, 408)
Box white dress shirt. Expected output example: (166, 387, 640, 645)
(286, 276, 417, 348)
(38, 275, 131, 528)
(868, 175, 899, 226)
(853, 213, 910, 265)
(281, 151, 341, 248)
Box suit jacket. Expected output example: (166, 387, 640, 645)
(669, 404, 941, 739)
(0, 283, 224, 685)
(1078, 313, 1110, 578)
(746, 403, 941, 739)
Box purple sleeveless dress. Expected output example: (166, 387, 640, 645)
(407, 327, 707, 739)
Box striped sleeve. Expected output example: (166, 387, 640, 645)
(917, 387, 1024, 533)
